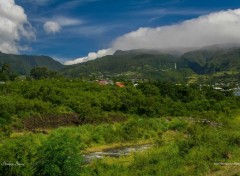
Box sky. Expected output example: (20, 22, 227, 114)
(1, 0, 240, 64)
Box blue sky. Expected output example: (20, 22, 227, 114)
(9, 0, 240, 62)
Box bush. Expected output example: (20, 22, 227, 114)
(35, 132, 83, 176)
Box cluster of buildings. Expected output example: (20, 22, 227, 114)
(212, 82, 240, 96)
(96, 79, 125, 88)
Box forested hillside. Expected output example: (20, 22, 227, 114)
(62, 52, 179, 79)
(62, 47, 240, 83)
(0, 52, 64, 75)
(179, 48, 240, 74)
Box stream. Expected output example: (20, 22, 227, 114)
(83, 144, 153, 163)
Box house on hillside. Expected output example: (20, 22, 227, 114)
(115, 82, 125, 88)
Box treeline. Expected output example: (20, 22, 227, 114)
(0, 65, 60, 82)
(0, 79, 239, 137)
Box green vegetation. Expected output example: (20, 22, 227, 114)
(0, 52, 63, 75)
(0, 78, 240, 175)
(62, 52, 181, 81)
(1, 47, 240, 175)
(2, 47, 240, 83)
(0, 64, 18, 81)
(62, 48, 240, 83)
(30, 67, 59, 80)
(0, 79, 237, 132)
(1, 116, 240, 175)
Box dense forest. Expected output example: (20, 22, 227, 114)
(0, 72, 240, 175)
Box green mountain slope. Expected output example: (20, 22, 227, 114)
(179, 48, 240, 74)
(0, 52, 64, 75)
(2, 46, 240, 82)
(61, 47, 240, 83)
(61, 51, 188, 81)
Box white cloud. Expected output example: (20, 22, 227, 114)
(43, 21, 61, 34)
(112, 9, 240, 50)
(65, 8, 240, 65)
(43, 16, 82, 34)
(0, 0, 35, 54)
(54, 16, 83, 26)
(64, 49, 115, 65)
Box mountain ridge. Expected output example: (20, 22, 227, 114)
(61, 46, 240, 82)
(0, 52, 64, 75)
(1, 44, 240, 83)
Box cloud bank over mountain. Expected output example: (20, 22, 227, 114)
(66, 8, 240, 65)
(0, 0, 35, 54)
(112, 9, 240, 50)
(64, 49, 114, 65)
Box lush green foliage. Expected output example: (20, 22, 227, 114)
(0, 79, 240, 175)
(0, 79, 238, 133)
(1, 116, 240, 175)
(79, 117, 240, 176)
(30, 67, 59, 80)
(0, 64, 18, 81)
(35, 132, 83, 176)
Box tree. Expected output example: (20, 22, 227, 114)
(30, 67, 49, 80)
(30, 67, 58, 80)
(0, 64, 17, 81)
(1, 63, 10, 74)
